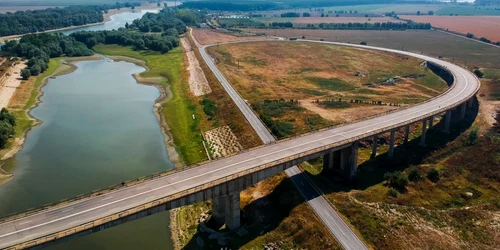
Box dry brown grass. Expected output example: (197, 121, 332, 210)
(207, 41, 446, 136)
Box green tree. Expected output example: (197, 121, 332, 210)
(0, 120, 14, 147)
(30, 65, 41, 76)
(0, 108, 16, 126)
(384, 171, 409, 190)
(408, 167, 422, 182)
(427, 168, 440, 183)
(466, 127, 479, 145)
(21, 68, 31, 80)
(474, 69, 484, 78)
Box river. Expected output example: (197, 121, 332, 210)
(0, 10, 177, 250)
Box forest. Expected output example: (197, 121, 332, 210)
(0, 2, 140, 37)
(0, 108, 16, 148)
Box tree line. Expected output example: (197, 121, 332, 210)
(0, 2, 140, 37)
(223, 20, 431, 30)
(1, 9, 192, 80)
(0, 108, 16, 148)
(2, 33, 93, 79)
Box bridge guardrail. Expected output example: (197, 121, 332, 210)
(0, 40, 480, 233)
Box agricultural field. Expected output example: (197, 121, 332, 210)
(243, 28, 500, 69)
(436, 5, 500, 16)
(401, 15, 500, 43)
(207, 41, 446, 138)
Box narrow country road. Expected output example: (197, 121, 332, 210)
(196, 35, 369, 250)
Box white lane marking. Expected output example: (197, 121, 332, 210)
(0, 42, 476, 240)
(101, 196, 113, 201)
(60, 208, 73, 213)
(18, 220, 31, 225)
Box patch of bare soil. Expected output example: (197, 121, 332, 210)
(204, 126, 243, 158)
(181, 37, 211, 96)
(300, 100, 398, 123)
(0, 61, 26, 109)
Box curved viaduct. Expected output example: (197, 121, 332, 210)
(0, 40, 480, 249)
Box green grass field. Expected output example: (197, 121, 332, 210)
(436, 5, 500, 16)
(94, 44, 208, 165)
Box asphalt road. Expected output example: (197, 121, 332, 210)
(200, 39, 370, 250)
(0, 40, 479, 249)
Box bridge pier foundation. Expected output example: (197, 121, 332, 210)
(371, 135, 378, 159)
(444, 110, 452, 133)
(420, 119, 428, 146)
(388, 131, 395, 158)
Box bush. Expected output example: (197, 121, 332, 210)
(474, 69, 484, 78)
(408, 167, 423, 182)
(360, 41, 367, 45)
(384, 171, 409, 190)
(387, 188, 398, 197)
(466, 127, 479, 146)
(21, 68, 31, 80)
(427, 168, 440, 183)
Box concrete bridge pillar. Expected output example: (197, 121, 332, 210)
(460, 103, 467, 120)
(211, 196, 226, 225)
(224, 192, 241, 230)
(404, 125, 410, 144)
(388, 131, 396, 158)
(467, 98, 474, 109)
(323, 150, 341, 171)
(429, 116, 434, 129)
(371, 135, 378, 159)
(444, 110, 452, 133)
(420, 119, 428, 146)
(211, 192, 241, 230)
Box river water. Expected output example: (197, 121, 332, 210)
(0, 10, 177, 250)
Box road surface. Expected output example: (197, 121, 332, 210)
(0, 40, 479, 249)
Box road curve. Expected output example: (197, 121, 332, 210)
(0, 40, 479, 249)
(200, 39, 370, 249)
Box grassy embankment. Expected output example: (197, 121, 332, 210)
(94, 44, 208, 165)
(208, 41, 446, 139)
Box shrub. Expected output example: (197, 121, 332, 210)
(466, 127, 479, 146)
(388, 188, 398, 197)
(408, 167, 423, 182)
(384, 171, 409, 190)
(474, 69, 484, 78)
(21, 68, 31, 80)
(360, 41, 367, 45)
(427, 168, 440, 183)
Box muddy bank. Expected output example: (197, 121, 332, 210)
(0, 55, 103, 186)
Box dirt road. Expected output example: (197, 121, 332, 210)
(0, 62, 26, 109)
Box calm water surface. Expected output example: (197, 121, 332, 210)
(0, 10, 176, 250)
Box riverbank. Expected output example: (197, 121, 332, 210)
(0, 55, 102, 185)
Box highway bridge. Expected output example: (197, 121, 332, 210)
(0, 40, 480, 249)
